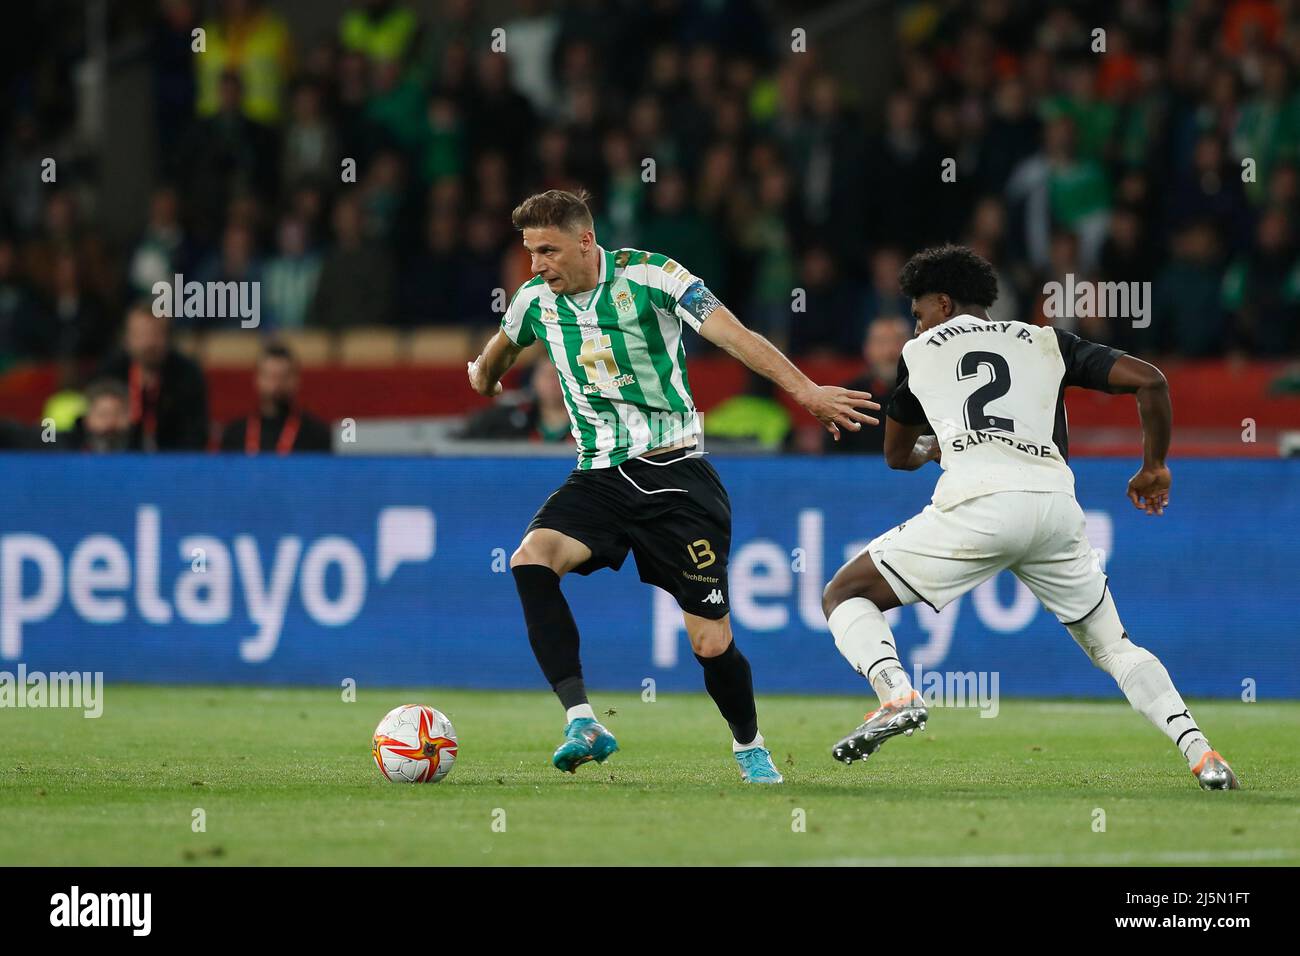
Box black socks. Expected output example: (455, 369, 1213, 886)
(695, 641, 759, 745)
(514, 564, 759, 743)
(511, 565, 588, 710)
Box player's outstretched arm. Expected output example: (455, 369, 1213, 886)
(698, 305, 880, 440)
(467, 330, 525, 397)
(1107, 354, 1172, 515)
(883, 418, 941, 471)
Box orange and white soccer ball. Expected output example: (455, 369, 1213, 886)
(372, 704, 459, 783)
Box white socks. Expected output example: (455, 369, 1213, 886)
(828, 589, 1214, 771)
(1066, 591, 1212, 768)
(566, 703, 596, 723)
(732, 732, 764, 753)
(827, 597, 916, 705)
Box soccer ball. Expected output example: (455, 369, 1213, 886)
(371, 704, 459, 783)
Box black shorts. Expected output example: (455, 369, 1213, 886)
(526, 450, 732, 619)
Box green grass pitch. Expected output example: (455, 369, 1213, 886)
(2, 686, 1297, 866)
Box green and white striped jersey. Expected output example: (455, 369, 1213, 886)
(500, 246, 721, 469)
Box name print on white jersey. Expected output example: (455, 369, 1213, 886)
(888, 315, 1123, 510)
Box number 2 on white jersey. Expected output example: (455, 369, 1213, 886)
(958, 351, 1015, 433)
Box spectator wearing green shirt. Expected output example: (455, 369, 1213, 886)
(1223, 208, 1300, 356)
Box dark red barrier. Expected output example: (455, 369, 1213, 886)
(4, 358, 1298, 455)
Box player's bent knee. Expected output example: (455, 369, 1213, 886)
(509, 537, 562, 574)
(821, 581, 841, 619)
(508, 543, 538, 570)
(692, 631, 732, 657)
(822, 563, 895, 618)
(822, 575, 856, 619)
(1065, 590, 1148, 673)
(685, 615, 732, 658)
(1072, 612, 1158, 681)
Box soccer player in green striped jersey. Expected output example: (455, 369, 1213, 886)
(468, 189, 879, 782)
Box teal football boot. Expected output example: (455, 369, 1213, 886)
(552, 717, 619, 773)
(735, 745, 784, 783)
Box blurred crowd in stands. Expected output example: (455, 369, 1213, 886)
(0, 0, 1298, 453)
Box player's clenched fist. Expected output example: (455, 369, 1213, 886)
(798, 385, 881, 440)
(466, 356, 503, 396)
(1127, 464, 1171, 515)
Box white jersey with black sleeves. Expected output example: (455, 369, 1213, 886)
(887, 315, 1123, 510)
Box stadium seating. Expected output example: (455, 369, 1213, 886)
(203, 331, 266, 367)
(339, 327, 403, 366)
(277, 329, 334, 366)
(408, 327, 475, 364)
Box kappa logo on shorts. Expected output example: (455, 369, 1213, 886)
(701, 589, 726, 605)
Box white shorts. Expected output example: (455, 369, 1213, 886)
(866, 491, 1108, 625)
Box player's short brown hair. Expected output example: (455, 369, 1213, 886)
(511, 188, 594, 233)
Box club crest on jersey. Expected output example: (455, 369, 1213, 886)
(613, 292, 635, 321)
(610, 278, 637, 319)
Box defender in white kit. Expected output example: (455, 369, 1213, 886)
(820, 244, 1239, 791)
